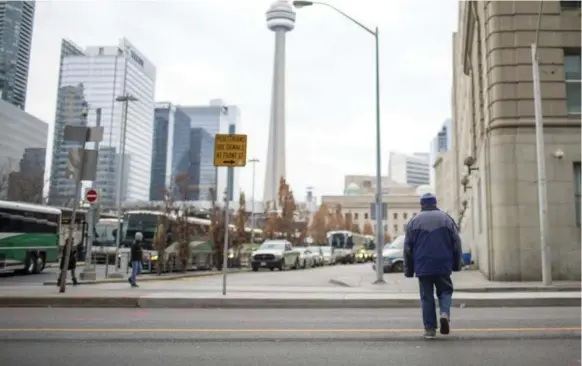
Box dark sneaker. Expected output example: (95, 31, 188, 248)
(440, 316, 450, 335)
(423, 329, 437, 339)
(131, 283, 139, 288)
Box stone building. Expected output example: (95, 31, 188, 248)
(447, 0, 581, 281)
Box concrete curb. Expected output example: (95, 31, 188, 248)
(42, 269, 250, 286)
(328, 278, 581, 293)
(0, 296, 579, 309)
(457, 286, 582, 293)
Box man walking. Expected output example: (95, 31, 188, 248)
(129, 232, 144, 288)
(403, 193, 462, 339)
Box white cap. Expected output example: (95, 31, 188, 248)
(135, 232, 143, 241)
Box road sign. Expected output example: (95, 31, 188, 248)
(214, 134, 247, 167)
(85, 189, 99, 203)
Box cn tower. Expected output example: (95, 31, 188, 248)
(263, 0, 296, 209)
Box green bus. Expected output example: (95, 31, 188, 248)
(0, 200, 61, 274)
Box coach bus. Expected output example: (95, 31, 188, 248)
(0, 200, 61, 274)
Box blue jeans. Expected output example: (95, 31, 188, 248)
(130, 261, 142, 284)
(418, 275, 454, 330)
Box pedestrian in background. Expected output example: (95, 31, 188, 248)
(128, 232, 144, 288)
(403, 193, 462, 339)
(57, 238, 78, 286)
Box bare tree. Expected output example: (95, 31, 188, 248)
(308, 204, 328, 245)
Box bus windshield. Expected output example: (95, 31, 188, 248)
(329, 233, 346, 249)
(122, 213, 166, 249)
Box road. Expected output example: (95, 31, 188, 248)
(0, 307, 579, 365)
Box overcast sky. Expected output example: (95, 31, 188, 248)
(26, 0, 458, 202)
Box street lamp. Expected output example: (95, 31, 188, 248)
(111, 93, 139, 277)
(248, 158, 260, 245)
(293, 1, 385, 284)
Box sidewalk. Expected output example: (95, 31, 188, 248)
(43, 268, 250, 286)
(0, 278, 579, 309)
(329, 270, 582, 293)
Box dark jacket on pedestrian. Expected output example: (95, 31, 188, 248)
(403, 194, 462, 277)
(130, 239, 143, 262)
(59, 246, 77, 270)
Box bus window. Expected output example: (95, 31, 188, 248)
(346, 236, 354, 249)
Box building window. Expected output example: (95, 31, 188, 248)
(403, 213, 408, 220)
(412, 213, 417, 217)
(560, 1, 581, 10)
(393, 224, 398, 233)
(364, 213, 368, 220)
(564, 48, 581, 114)
(354, 213, 359, 220)
(574, 162, 581, 227)
(393, 213, 398, 219)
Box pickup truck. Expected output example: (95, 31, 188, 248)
(250, 239, 300, 271)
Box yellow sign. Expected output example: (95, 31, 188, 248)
(214, 134, 248, 167)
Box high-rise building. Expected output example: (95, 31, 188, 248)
(188, 128, 216, 201)
(48, 38, 156, 208)
(7, 147, 46, 203)
(0, 99, 47, 200)
(263, 0, 296, 208)
(429, 118, 452, 186)
(179, 99, 240, 201)
(387, 152, 430, 187)
(149, 103, 191, 201)
(448, 0, 580, 281)
(0, 1, 35, 109)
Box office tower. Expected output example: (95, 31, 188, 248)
(263, 0, 295, 207)
(7, 147, 46, 202)
(0, 99, 47, 200)
(0, 1, 35, 109)
(48, 38, 156, 208)
(188, 128, 216, 201)
(387, 152, 430, 187)
(179, 99, 240, 201)
(150, 103, 191, 201)
(429, 118, 452, 185)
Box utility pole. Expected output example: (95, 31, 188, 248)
(249, 158, 259, 245)
(531, 0, 551, 285)
(110, 94, 138, 278)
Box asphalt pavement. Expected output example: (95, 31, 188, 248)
(0, 307, 579, 365)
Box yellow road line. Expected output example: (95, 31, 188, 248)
(0, 327, 579, 333)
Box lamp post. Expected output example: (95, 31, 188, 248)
(111, 93, 138, 277)
(293, 0, 384, 284)
(249, 158, 260, 245)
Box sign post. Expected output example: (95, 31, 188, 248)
(214, 134, 247, 295)
(59, 124, 103, 293)
(81, 188, 99, 281)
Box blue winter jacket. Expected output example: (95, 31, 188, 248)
(403, 207, 462, 277)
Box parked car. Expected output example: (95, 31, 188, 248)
(250, 240, 300, 271)
(307, 246, 324, 266)
(295, 247, 315, 269)
(320, 246, 336, 265)
(372, 235, 405, 273)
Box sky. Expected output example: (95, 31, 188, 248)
(26, 0, 458, 202)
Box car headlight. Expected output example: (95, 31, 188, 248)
(274, 254, 282, 259)
(150, 255, 158, 261)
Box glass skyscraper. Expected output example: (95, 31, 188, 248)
(188, 128, 216, 201)
(0, 1, 35, 109)
(48, 38, 156, 208)
(150, 103, 191, 201)
(179, 99, 240, 202)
